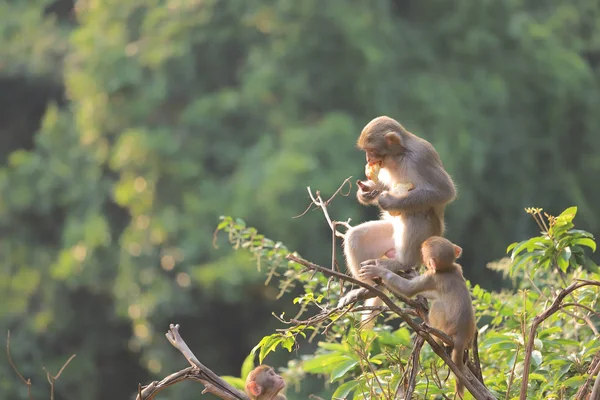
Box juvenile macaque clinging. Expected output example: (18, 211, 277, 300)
(245, 365, 286, 400)
(338, 116, 456, 310)
(359, 236, 475, 398)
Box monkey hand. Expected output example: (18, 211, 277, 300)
(363, 258, 411, 272)
(377, 190, 403, 212)
(359, 261, 391, 281)
(357, 180, 381, 205)
(337, 287, 372, 308)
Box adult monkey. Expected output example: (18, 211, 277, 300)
(338, 116, 457, 310)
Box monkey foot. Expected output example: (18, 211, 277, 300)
(337, 287, 378, 308)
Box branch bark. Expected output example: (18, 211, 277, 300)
(576, 350, 600, 400)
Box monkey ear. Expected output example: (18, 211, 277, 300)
(246, 381, 262, 396)
(384, 131, 403, 148)
(453, 245, 463, 259)
(427, 258, 437, 271)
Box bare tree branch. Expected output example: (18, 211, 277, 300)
(136, 324, 249, 400)
(7, 330, 75, 400)
(43, 354, 76, 400)
(6, 331, 33, 400)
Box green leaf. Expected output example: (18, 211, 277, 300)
(573, 238, 596, 252)
(257, 335, 282, 363)
(220, 376, 246, 390)
(330, 359, 359, 382)
(281, 336, 295, 352)
(332, 380, 358, 398)
(507, 242, 519, 253)
(528, 373, 546, 382)
(561, 375, 586, 388)
(241, 351, 256, 380)
(557, 206, 578, 221)
(318, 341, 347, 352)
(557, 250, 569, 272)
(303, 354, 352, 374)
(531, 350, 543, 367)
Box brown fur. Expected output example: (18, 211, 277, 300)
(359, 236, 475, 398)
(338, 116, 456, 316)
(245, 365, 286, 400)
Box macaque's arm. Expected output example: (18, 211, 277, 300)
(361, 257, 411, 272)
(378, 153, 455, 213)
(360, 264, 436, 298)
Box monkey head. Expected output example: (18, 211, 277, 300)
(357, 116, 407, 167)
(245, 365, 286, 399)
(421, 236, 462, 272)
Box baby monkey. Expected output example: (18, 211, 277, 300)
(245, 365, 286, 400)
(359, 236, 475, 398)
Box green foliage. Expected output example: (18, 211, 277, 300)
(508, 207, 597, 275)
(220, 208, 600, 398)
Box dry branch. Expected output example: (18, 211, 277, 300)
(136, 324, 249, 400)
(7, 330, 75, 400)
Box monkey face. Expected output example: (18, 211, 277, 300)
(260, 368, 285, 392)
(365, 149, 384, 166)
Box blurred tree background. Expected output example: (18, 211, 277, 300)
(1, 0, 599, 399)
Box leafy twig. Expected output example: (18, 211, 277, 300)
(519, 279, 600, 399)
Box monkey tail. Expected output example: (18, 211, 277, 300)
(451, 343, 466, 399)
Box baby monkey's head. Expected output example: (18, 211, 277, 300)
(421, 236, 462, 272)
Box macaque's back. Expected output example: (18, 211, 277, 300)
(430, 268, 475, 338)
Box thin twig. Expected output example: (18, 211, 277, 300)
(6, 331, 33, 400)
(44, 354, 76, 400)
(505, 345, 520, 400)
(404, 335, 425, 400)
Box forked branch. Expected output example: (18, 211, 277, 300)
(136, 324, 249, 400)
